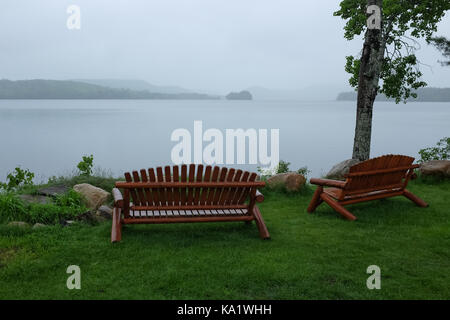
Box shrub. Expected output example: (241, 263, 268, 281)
(0, 193, 28, 223)
(418, 137, 450, 163)
(258, 161, 310, 178)
(296, 166, 311, 177)
(77, 154, 94, 176)
(0, 191, 87, 225)
(47, 174, 117, 194)
(0, 167, 34, 192)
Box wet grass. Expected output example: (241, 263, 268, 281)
(0, 178, 449, 299)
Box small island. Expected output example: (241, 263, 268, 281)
(225, 90, 253, 100)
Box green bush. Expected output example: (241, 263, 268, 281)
(418, 137, 450, 163)
(77, 154, 94, 176)
(0, 193, 28, 223)
(257, 161, 310, 179)
(276, 160, 291, 174)
(0, 191, 87, 225)
(296, 166, 311, 177)
(47, 174, 117, 194)
(0, 167, 34, 192)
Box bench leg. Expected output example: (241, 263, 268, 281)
(307, 186, 323, 213)
(403, 189, 428, 208)
(111, 207, 122, 243)
(321, 193, 357, 221)
(252, 206, 270, 239)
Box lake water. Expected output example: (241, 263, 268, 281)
(0, 100, 449, 182)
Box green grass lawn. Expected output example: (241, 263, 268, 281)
(0, 179, 449, 299)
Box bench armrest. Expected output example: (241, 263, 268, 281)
(310, 178, 346, 189)
(255, 189, 264, 203)
(112, 188, 124, 208)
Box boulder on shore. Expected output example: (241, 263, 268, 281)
(18, 194, 52, 205)
(419, 160, 450, 178)
(37, 185, 69, 197)
(8, 221, 30, 228)
(325, 159, 361, 180)
(97, 205, 113, 219)
(267, 172, 306, 192)
(73, 183, 110, 210)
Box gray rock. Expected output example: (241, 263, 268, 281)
(419, 160, 450, 178)
(94, 212, 109, 222)
(59, 219, 76, 227)
(98, 205, 112, 216)
(97, 205, 113, 220)
(74, 211, 96, 223)
(18, 194, 52, 204)
(325, 159, 361, 180)
(32, 223, 47, 229)
(8, 221, 30, 228)
(37, 185, 69, 197)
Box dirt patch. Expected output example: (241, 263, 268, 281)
(0, 247, 19, 268)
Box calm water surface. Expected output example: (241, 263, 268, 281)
(0, 100, 449, 181)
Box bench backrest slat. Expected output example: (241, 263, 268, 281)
(124, 172, 139, 206)
(193, 164, 204, 205)
(228, 169, 243, 205)
(233, 170, 249, 204)
(133, 170, 147, 206)
(156, 167, 166, 206)
(148, 168, 158, 206)
(199, 165, 212, 205)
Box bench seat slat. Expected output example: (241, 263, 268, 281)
(129, 208, 249, 218)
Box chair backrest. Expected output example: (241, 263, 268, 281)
(343, 155, 416, 194)
(115, 164, 264, 212)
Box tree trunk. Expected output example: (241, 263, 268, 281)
(352, 0, 385, 161)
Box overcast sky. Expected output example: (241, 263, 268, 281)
(0, 0, 449, 94)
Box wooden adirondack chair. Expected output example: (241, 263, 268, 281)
(111, 164, 269, 242)
(307, 155, 428, 220)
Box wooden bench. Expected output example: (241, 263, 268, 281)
(111, 164, 269, 242)
(307, 155, 428, 220)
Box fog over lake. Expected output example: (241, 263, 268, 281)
(0, 100, 449, 182)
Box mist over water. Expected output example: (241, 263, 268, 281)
(1, 100, 449, 182)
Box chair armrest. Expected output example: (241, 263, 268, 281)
(309, 178, 346, 189)
(112, 188, 124, 208)
(255, 189, 264, 203)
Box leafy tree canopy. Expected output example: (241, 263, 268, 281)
(428, 36, 450, 66)
(335, 0, 450, 103)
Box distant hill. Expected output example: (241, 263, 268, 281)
(226, 90, 252, 100)
(0, 79, 220, 100)
(336, 87, 450, 102)
(73, 79, 194, 95)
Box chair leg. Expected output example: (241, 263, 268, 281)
(111, 207, 122, 243)
(403, 189, 428, 208)
(252, 206, 270, 239)
(321, 193, 357, 221)
(307, 186, 323, 213)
